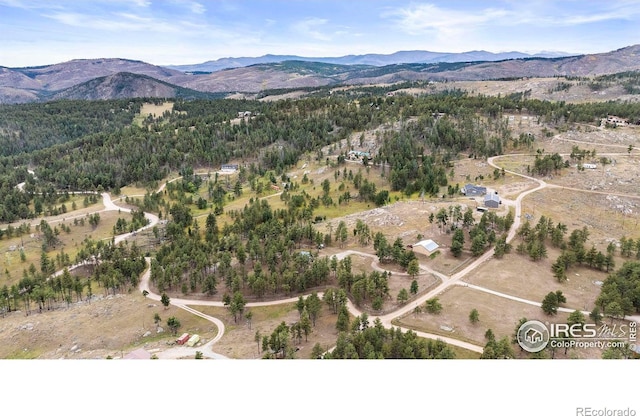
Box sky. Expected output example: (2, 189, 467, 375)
(1, 0, 639, 67)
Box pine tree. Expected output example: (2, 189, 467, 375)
(469, 309, 480, 324)
(410, 279, 419, 295)
(336, 304, 350, 332)
(541, 292, 559, 315)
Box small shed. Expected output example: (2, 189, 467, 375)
(177, 333, 190, 345)
(221, 164, 238, 173)
(186, 334, 200, 347)
(412, 239, 440, 256)
(484, 193, 501, 208)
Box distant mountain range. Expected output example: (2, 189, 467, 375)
(166, 50, 572, 73)
(1, 45, 639, 104)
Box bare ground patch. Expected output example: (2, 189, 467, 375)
(0, 293, 216, 359)
(1, 210, 140, 287)
(191, 303, 339, 359)
(463, 250, 606, 312)
(399, 77, 640, 104)
(491, 127, 640, 198)
(140, 102, 174, 118)
(520, 188, 640, 247)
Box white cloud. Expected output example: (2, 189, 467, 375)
(0, 0, 32, 7)
(383, 1, 640, 39)
(169, 0, 206, 14)
(0, 0, 62, 9)
(44, 11, 179, 32)
(42, 8, 211, 35)
(292, 18, 332, 41)
(3, 0, 640, 66)
(561, 7, 640, 25)
(130, 0, 151, 7)
(492, 0, 640, 27)
(384, 3, 509, 38)
(189, 2, 205, 14)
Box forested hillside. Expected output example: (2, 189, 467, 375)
(0, 99, 141, 157)
(2, 86, 640, 329)
(2, 88, 640, 223)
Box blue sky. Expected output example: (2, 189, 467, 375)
(1, 0, 639, 67)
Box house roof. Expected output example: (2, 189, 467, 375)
(414, 239, 439, 252)
(463, 184, 487, 195)
(464, 184, 486, 190)
(484, 193, 500, 203)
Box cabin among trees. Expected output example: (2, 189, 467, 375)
(604, 115, 629, 127)
(347, 150, 372, 162)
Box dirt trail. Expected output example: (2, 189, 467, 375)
(131, 152, 640, 357)
(8, 147, 640, 358)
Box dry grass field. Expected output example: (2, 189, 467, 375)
(191, 303, 339, 359)
(317, 247, 442, 315)
(3, 195, 104, 231)
(133, 102, 175, 127)
(463, 251, 605, 311)
(521, 188, 640, 247)
(0, 291, 216, 359)
(140, 102, 174, 118)
(396, 285, 616, 359)
(1, 210, 138, 287)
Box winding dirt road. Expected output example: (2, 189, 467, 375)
(22, 149, 640, 358)
(131, 150, 640, 358)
